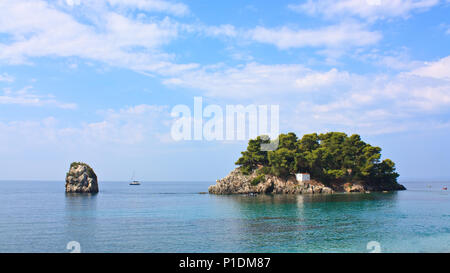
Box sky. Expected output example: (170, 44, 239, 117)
(1, 0, 450, 182)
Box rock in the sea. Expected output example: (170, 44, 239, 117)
(344, 183, 365, 193)
(209, 168, 334, 195)
(209, 167, 405, 195)
(65, 162, 99, 193)
(321, 187, 334, 194)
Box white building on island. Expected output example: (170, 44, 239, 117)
(296, 173, 310, 182)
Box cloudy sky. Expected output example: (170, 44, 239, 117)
(1, 0, 450, 181)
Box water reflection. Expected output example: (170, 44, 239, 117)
(215, 192, 399, 208)
(65, 193, 98, 212)
(209, 192, 400, 252)
(64, 193, 99, 251)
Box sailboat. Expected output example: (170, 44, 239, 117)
(129, 171, 141, 186)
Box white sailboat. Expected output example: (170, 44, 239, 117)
(129, 171, 141, 185)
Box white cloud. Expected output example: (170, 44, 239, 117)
(163, 55, 450, 134)
(0, 1, 383, 69)
(0, 0, 191, 74)
(163, 63, 314, 98)
(0, 104, 171, 154)
(1, 0, 449, 138)
(62, 0, 189, 16)
(0, 86, 77, 109)
(295, 68, 352, 89)
(0, 117, 60, 151)
(1, 58, 449, 142)
(163, 62, 370, 100)
(289, 0, 440, 21)
(290, 57, 450, 134)
(201, 24, 238, 38)
(408, 56, 450, 80)
(0, 0, 389, 82)
(248, 22, 381, 49)
(371, 53, 423, 70)
(0, 73, 15, 82)
(75, 104, 170, 144)
(65, 0, 81, 6)
(105, 0, 189, 16)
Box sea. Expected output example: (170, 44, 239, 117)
(0, 180, 449, 253)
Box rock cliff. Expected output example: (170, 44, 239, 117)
(208, 168, 406, 195)
(65, 162, 99, 193)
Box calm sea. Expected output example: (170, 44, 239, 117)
(0, 181, 449, 253)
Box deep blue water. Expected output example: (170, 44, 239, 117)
(0, 181, 449, 253)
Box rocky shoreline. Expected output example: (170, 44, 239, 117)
(208, 168, 406, 195)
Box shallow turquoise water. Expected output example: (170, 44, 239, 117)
(0, 181, 449, 253)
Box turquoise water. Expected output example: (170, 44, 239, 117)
(0, 181, 449, 253)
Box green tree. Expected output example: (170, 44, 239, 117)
(235, 136, 269, 174)
(298, 133, 320, 152)
(268, 148, 297, 178)
(235, 132, 399, 184)
(296, 133, 320, 174)
(372, 159, 399, 183)
(277, 133, 298, 150)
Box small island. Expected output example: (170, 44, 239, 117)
(65, 162, 99, 194)
(209, 132, 406, 195)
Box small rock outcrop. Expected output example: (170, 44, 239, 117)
(208, 167, 405, 195)
(65, 162, 99, 193)
(208, 168, 334, 195)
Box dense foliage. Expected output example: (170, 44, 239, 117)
(236, 132, 399, 184)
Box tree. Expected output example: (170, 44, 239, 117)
(372, 159, 399, 183)
(296, 133, 320, 174)
(298, 133, 319, 152)
(277, 133, 298, 150)
(235, 132, 399, 184)
(268, 148, 297, 178)
(235, 136, 269, 174)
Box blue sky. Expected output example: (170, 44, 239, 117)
(1, 0, 450, 181)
